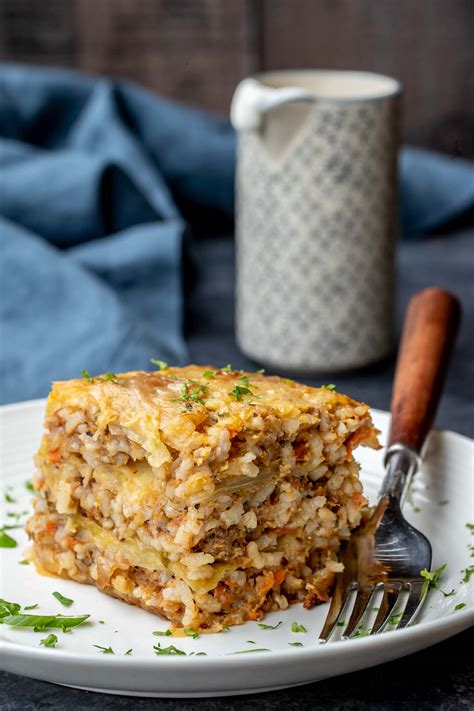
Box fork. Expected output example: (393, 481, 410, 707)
(320, 287, 461, 641)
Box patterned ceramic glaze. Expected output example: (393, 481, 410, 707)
(231, 70, 401, 373)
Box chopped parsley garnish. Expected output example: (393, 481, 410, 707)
(257, 621, 282, 630)
(455, 603, 466, 611)
(0, 599, 21, 617)
(4, 492, 16, 504)
(99, 620, 105, 624)
(372, 607, 380, 612)
(438, 500, 449, 506)
(40, 633, 58, 648)
(221, 364, 234, 373)
(203, 370, 217, 379)
(177, 380, 208, 406)
(25, 480, 35, 493)
(466, 523, 474, 534)
(442, 589, 456, 598)
(388, 612, 403, 625)
(1, 613, 89, 631)
(229, 384, 254, 401)
(320, 383, 336, 391)
(24, 604, 39, 610)
(153, 629, 172, 637)
(420, 563, 447, 596)
(246, 640, 256, 644)
(239, 375, 250, 387)
(291, 622, 307, 633)
(82, 369, 94, 383)
(0, 529, 17, 548)
(256, 369, 265, 374)
(461, 565, 474, 583)
(104, 372, 123, 384)
(412, 506, 421, 513)
(336, 620, 346, 626)
(52, 591, 74, 607)
(18, 560, 30, 566)
(150, 359, 168, 370)
(94, 645, 114, 654)
(184, 628, 199, 639)
(7, 511, 28, 524)
(125, 648, 133, 655)
(289, 642, 303, 647)
(153, 643, 186, 656)
(227, 648, 271, 654)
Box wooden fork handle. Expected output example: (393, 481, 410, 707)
(388, 287, 461, 454)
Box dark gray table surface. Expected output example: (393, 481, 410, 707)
(2, 226, 473, 709)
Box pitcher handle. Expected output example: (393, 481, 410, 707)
(231, 78, 314, 131)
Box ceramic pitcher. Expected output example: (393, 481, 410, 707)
(231, 70, 401, 373)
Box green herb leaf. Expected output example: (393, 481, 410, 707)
(438, 500, 449, 506)
(441, 589, 456, 598)
(239, 375, 250, 387)
(1, 613, 89, 631)
(0, 530, 17, 548)
(228, 385, 253, 401)
(125, 648, 133, 655)
(104, 372, 123, 384)
(320, 384, 336, 391)
(18, 559, 30, 565)
(24, 604, 39, 610)
(466, 523, 474, 534)
(99, 620, 105, 624)
(420, 563, 447, 596)
(82, 369, 94, 383)
(153, 643, 186, 656)
(94, 645, 114, 654)
(289, 641, 303, 647)
(461, 565, 474, 583)
(25, 480, 35, 493)
(52, 591, 74, 607)
(257, 621, 282, 630)
(150, 359, 169, 370)
(0, 599, 21, 617)
(176, 380, 208, 406)
(153, 629, 172, 637)
(388, 611, 403, 625)
(291, 622, 307, 633)
(227, 648, 271, 654)
(336, 620, 346, 626)
(221, 364, 234, 373)
(184, 628, 199, 639)
(4, 492, 16, 504)
(256, 369, 265, 374)
(195, 652, 207, 656)
(203, 370, 216, 379)
(455, 603, 466, 610)
(40, 633, 58, 648)
(246, 640, 256, 644)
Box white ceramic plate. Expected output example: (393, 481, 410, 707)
(1, 399, 473, 697)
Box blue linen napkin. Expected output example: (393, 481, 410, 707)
(1, 64, 473, 404)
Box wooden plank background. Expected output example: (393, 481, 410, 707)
(0, 0, 473, 157)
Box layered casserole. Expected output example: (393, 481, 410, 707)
(26, 365, 379, 631)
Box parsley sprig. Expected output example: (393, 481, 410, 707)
(150, 359, 169, 370)
(52, 591, 74, 607)
(40, 633, 58, 648)
(176, 380, 209, 406)
(291, 622, 307, 633)
(257, 621, 282, 630)
(153, 643, 186, 656)
(420, 563, 447, 597)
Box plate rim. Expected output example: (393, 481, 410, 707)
(1, 398, 473, 676)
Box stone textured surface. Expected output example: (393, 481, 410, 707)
(2, 225, 473, 707)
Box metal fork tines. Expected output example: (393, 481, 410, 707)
(320, 578, 427, 642)
(319, 448, 432, 643)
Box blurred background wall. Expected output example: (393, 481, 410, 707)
(0, 0, 473, 158)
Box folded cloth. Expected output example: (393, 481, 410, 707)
(1, 64, 473, 403)
(0, 64, 235, 403)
